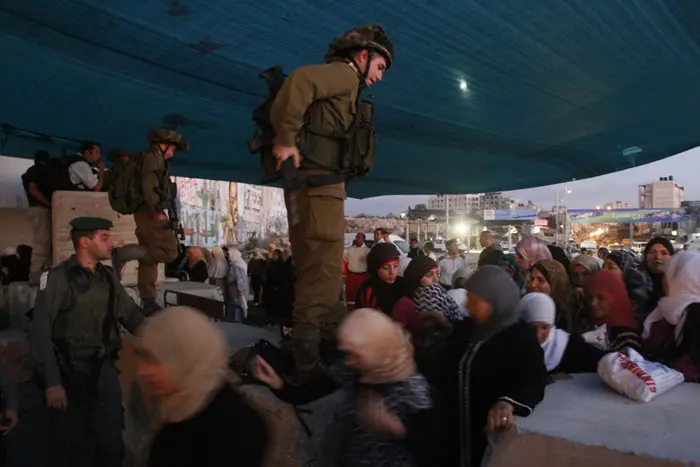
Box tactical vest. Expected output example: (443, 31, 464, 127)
(52, 266, 118, 360)
(249, 66, 378, 188)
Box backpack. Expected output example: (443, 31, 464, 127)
(247, 65, 378, 186)
(108, 157, 144, 214)
(46, 155, 87, 192)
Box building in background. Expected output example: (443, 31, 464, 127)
(639, 176, 685, 208)
(428, 194, 482, 213)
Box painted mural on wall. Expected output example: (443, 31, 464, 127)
(174, 177, 288, 247)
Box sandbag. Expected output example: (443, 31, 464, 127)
(597, 348, 684, 402)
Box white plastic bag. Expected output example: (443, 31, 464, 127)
(597, 348, 684, 402)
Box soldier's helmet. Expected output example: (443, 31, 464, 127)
(324, 25, 394, 69)
(147, 127, 189, 152)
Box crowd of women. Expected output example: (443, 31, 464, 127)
(177, 242, 294, 324)
(129, 234, 699, 467)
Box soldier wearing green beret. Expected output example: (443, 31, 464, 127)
(29, 216, 144, 467)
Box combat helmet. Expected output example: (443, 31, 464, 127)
(147, 127, 189, 152)
(324, 24, 394, 69)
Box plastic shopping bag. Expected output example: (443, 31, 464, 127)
(597, 348, 684, 402)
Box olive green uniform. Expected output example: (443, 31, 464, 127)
(30, 255, 144, 467)
(135, 145, 179, 301)
(270, 61, 360, 376)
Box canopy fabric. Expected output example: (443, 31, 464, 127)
(1, 0, 700, 199)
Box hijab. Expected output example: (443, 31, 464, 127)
(531, 260, 572, 321)
(135, 306, 230, 423)
(519, 293, 569, 371)
(210, 247, 229, 278)
(228, 248, 248, 274)
(515, 235, 553, 270)
(465, 265, 521, 340)
(498, 253, 524, 288)
(414, 283, 465, 323)
(402, 256, 437, 298)
(547, 245, 570, 271)
(607, 249, 650, 291)
(643, 237, 676, 301)
(451, 266, 471, 289)
(571, 254, 601, 275)
(643, 251, 700, 342)
(359, 243, 402, 314)
(338, 308, 416, 384)
(585, 270, 638, 329)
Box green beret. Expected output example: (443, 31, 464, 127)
(69, 217, 114, 231)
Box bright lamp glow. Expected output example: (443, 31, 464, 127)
(454, 223, 468, 235)
(459, 79, 468, 91)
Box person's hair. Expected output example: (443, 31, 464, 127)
(81, 141, 99, 153)
(357, 232, 365, 240)
(424, 241, 434, 251)
(581, 248, 588, 253)
(481, 230, 492, 237)
(34, 150, 50, 163)
(70, 229, 95, 250)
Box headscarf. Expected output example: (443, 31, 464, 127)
(135, 306, 230, 423)
(584, 270, 638, 329)
(447, 288, 469, 317)
(644, 237, 675, 260)
(607, 249, 650, 290)
(643, 252, 700, 342)
(414, 283, 465, 323)
(571, 254, 601, 275)
(465, 265, 521, 340)
(515, 235, 553, 270)
(228, 248, 248, 274)
(598, 247, 610, 260)
(531, 260, 572, 320)
(451, 266, 471, 289)
(209, 246, 229, 279)
(498, 253, 524, 288)
(643, 237, 676, 301)
(402, 256, 437, 298)
(358, 243, 402, 314)
(338, 308, 415, 384)
(519, 293, 569, 371)
(547, 245, 570, 271)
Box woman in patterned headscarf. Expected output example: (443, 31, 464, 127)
(569, 254, 601, 288)
(515, 235, 553, 275)
(355, 243, 403, 314)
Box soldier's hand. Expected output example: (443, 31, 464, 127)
(153, 212, 168, 222)
(0, 409, 18, 435)
(250, 356, 283, 390)
(46, 385, 68, 411)
(272, 145, 301, 171)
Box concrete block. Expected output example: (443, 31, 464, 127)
(51, 191, 164, 285)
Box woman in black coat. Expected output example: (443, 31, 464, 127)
(419, 266, 548, 467)
(135, 307, 268, 467)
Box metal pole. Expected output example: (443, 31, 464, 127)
(564, 183, 569, 247)
(445, 195, 450, 239)
(555, 185, 560, 245)
(630, 222, 633, 244)
(508, 224, 512, 249)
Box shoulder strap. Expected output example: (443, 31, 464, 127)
(101, 269, 118, 347)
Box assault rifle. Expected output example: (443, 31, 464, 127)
(155, 175, 185, 244)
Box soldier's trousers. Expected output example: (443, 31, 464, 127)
(285, 182, 346, 375)
(134, 209, 179, 301)
(48, 361, 124, 467)
(28, 207, 52, 286)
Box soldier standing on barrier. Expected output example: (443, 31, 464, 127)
(268, 25, 394, 382)
(112, 128, 187, 315)
(30, 217, 145, 467)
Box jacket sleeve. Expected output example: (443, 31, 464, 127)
(270, 64, 357, 147)
(29, 270, 66, 387)
(671, 305, 700, 382)
(555, 334, 608, 374)
(140, 151, 162, 214)
(0, 360, 18, 413)
(114, 276, 144, 335)
(499, 326, 548, 417)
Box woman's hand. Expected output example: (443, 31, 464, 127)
(250, 356, 283, 390)
(486, 400, 514, 432)
(357, 389, 406, 438)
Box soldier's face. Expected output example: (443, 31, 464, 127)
(83, 230, 113, 261)
(163, 145, 176, 160)
(364, 55, 387, 88)
(84, 146, 101, 163)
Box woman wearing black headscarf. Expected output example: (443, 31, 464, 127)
(355, 243, 403, 315)
(421, 266, 547, 467)
(603, 249, 650, 320)
(391, 256, 439, 340)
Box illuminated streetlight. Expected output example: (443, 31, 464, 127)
(596, 206, 601, 210)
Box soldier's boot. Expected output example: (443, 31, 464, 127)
(292, 325, 323, 385)
(111, 244, 147, 280)
(142, 300, 162, 317)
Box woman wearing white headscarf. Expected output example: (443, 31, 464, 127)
(519, 293, 605, 376)
(135, 307, 268, 466)
(643, 251, 700, 382)
(208, 246, 229, 289)
(225, 248, 249, 322)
